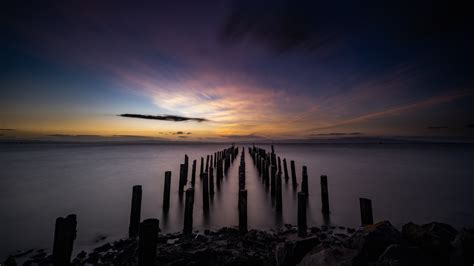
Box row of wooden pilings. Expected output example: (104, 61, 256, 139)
(50, 144, 239, 265)
(249, 144, 374, 237)
(49, 144, 373, 265)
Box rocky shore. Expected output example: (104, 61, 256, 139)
(5, 221, 473, 265)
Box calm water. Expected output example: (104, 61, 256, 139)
(1, 143, 473, 258)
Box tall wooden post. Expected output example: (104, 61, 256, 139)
(291, 160, 297, 187)
(52, 214, 77, 266)
(283, 158, 289, 181)
(138, 218, 159, 266)
(178, 164, 186, 193)
(184, 154, 189, 180)
(277, 156, 282, 174)
(302, 166, 309, 195)
(183, 188, 194, 236)
(298, 192, 307, 237)
(360, 198, 374, 226)
(321, 175, 330, 214)
(276, 172, 282, 212)
(205, 155, 210, 173)
(271, 165, 276, 197)
(191, 160, 196, 187)
(202, 172, 209, 211)
(239, 189, 248, 234)
(129, 185, 142, 238)
(163, 171, 171, 210)
(209, 167, 215, 195)
(200, 157, 204, 178)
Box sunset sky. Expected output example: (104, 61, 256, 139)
(1, 1, 473, 142)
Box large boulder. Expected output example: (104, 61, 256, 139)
(402, 222, 453, 265)
(297, 244, 358, 266)
(450, 229, 474, 266)
(276, 236, 320, 265)
(345, 220, 402, 265)
(377, 244, 433, 266)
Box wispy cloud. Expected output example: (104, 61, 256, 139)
(311, 132, 362, 136)
(119, 114, 208, 122)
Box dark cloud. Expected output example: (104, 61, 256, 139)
(311, 132, 362, 136)
(177, 135, 188, 139)
(221, 134, 266, 140)
(427, 126, 448, 130)
(172, 131, 191, 135)
(119, 114, 208, 122)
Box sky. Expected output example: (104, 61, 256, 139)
(1, 0, 473, 142)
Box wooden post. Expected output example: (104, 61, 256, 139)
(138, 218, 159, 266)
(209, 167, 215, 195)
(271, 165, 276, 197)
(321, 175, 330, 214)
(205, 155, 210, 173)
(129, 185, 142, 238)
(210, 155, 213, 169)
(239, 189, 248, 234)
(200, 157, 204, 178)
(291, 160, 297, 187)
(277, 156, 282, 174)
(52, 214, 77, 266)
(360, 198, 374, 226)
(202, 172, 209, 211)
(298, 192, 307, 237)
(163, 171, 171, 210)
(178, 164, 186, 193)
(302, 166, 309, 195)
(283, 158, 289, 181)
(183, 188, 194, 236)
(276, 172, 282, 212)
(191, 160, 196, 187)
(184, 154, 189, 180)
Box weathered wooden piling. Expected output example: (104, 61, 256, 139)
(178, 164, 186, 193)
(239, 189, 248, 234)
(191, 160, 196, 186)
(163, 171, 171, 210)
(205, 155, 210, 172)
(283, 158, 289, 181)
(298, 192, 307, 237)
(360, 198, 374, 226)
(202, 172, 209, 211)
(209, 167, 215, 195)
(52, 214, 77, 266)
(291, 160, 297, 187)
(138, 218, 159, 266)
(270, 165, 276, 197)
(200, 157, 204, 178)
(184, 154, 189, 179)
(183, 188, 194, 236)
(320, 175, 330, 214)
(129, 185, 142, 238)
(302, 166, 309, 195)
(276, 172, 282, 212)
(277, 156, 282, 174)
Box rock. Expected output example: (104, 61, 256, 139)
(76, 250, 87, 259)
(346, 220, 402, 265)
(402, 222, 453, 265)
(450, 229, 474, 265)
(422, 222, 458, 242)
(377, 244, 432, 266)
(347, 228, 356, 234)
(277, 236, 320, 265)
(310, 227, 321, 234)
(298, 244, 358, 266)
(4, 256, 17, 266)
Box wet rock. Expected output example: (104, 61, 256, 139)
(346, 220, 402, 265)
(402, 222, 453, 265)
(277, 236, 320, 265)
(298, 244, 358, 266)
(310, 227, 321, 234)
(377, 244, 432, 266)
(76, 250, 87, 259)
(347, 228, 356, 234)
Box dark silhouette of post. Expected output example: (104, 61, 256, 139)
(183, 188, 194, 236)
(283, 158, 289, 181)
(205, 155, 210, 172)
(360, 198, 374, 226)
(277, 156, 282, 174)
(291, 160, 297, 187)
(209, 167, 215, 195)
(298, 192, 307, 237)
(178, 164, 186, 193)
(191, 160, 196, 186)
(239, 189, 248, 234)
(138, 218, 159, 266)
(163, 171, 171, 210)
(320, 175, 330, 214)
(301, 166, 309, 195)
(271, 165, 276, 197)
(276, 172, 282, 212)
(184, 154, 189, 179)
(129, 185, 142, 238)
(200, 157, 204, 178)
(52, 214, 77, 266)
(202, 172, 209, 211)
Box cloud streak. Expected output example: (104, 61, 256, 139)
(119, 114, 208, 122)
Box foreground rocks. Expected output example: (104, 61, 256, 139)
(4, 222, 473, 265)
